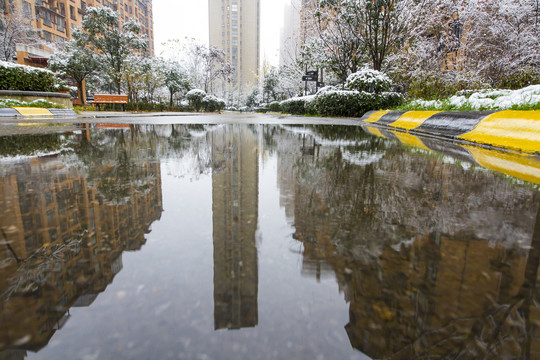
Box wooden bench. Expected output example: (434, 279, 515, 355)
(93, 94, 128, 111)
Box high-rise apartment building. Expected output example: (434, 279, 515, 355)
(208, 0, 260, 95)
(279, 0, 317, 67)
(212, 125, 259, 330)
(0, 0, 154, 66)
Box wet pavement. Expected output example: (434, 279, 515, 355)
(0, 113, 539, 360)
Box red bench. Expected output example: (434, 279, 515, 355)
(93, 94, 128, 111)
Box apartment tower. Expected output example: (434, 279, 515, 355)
(208, 0, 260, 95)
(0, 0, 154, 66)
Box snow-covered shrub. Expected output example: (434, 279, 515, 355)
(186, 89, 207, 111)
(280, 96, 315, 115)
(0, 61, 62, 92)
(314, 90, 403, 117)
(202, 95, 226, 112)
(409, 85, 540, 111)
(345, 68, 393, 94)
(268, 101, 282, 112)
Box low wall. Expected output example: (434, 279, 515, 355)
(0, 90, 72, 109)
(361, 110, 540, 154)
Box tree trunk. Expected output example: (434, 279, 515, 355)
(77, 79, 86, 105)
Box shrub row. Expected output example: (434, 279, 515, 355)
(273, 90, 403, 117)
(186, 89, 226, 112)
(0, 61, 65, 92)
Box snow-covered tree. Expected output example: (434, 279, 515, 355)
(161, 38, 234, 97)
(81, 7, 147, 94)
(312, 0, 409, 82)
(462, 0, 540, 88)
(48, 33, 99, 104)
(0, 8, 41, 62)
(163, 60, 191, 107)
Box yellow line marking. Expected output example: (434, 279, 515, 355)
(389, 111, 441, 130)
(13, 107, 53, 116)
(363, 110, 390, 123)
(458, 110, 540, 154)
(392, 131, 430, 151)
(365, 126, 386, 138)
(465, 145, 540, 185)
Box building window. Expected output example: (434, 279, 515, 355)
(70, 5, 76, 20)
(22, 1, 32, 18)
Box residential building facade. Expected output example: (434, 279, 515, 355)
(208, 0, 260, 95)
(0, 0, 154, 66)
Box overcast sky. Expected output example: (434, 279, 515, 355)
(153, 0, 291, 66)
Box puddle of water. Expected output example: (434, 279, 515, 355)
(0, 123, 539, 360)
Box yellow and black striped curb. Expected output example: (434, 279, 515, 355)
(361, 110, 540, 154)
(0, 107, 77, 117)
(362, 125, 540, 185)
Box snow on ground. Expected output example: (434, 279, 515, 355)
(412, 85, 540, 110)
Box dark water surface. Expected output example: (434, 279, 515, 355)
(0, 123, 539, 360)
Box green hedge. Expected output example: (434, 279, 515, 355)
(268, 101, 281, 112)
(202, 95, 226, 112)
(280, 96, 316, 115)
(315, 90, 403, 117)
(0, 61, 60, 92)
(278, 91, 403, 117)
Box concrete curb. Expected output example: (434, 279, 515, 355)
(361, 110, 540, 154)
(0, 107, 77, 118)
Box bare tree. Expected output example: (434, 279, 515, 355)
(0, 7, 41, 62)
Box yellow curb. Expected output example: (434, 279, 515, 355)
(458, 110, 540, 154)
(13, 107, 53, 116)
(465, 145, 540, 185)
(364, 126, 386, 138)
(389, 111, 441, 130)
(391, 131, 430, 151)
(363, 110, 390, 123)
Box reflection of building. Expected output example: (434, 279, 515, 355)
(212, 125, 259, 330)
(0, 0, 154, 65)
(208, 0, 260, 94)
(273, 127, 540, 359)
(0, 154, 162, 352)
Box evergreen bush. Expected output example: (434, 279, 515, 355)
(186, 89, 207, 112)
(202, 95, 226, 112)
(345, 68, 393, 94)
(0, 61, 61, 92)
(268, 101, 282, 112)
(280, 96, 315, 115)
(314, 90, 403, 117)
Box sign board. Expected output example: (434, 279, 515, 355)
(316, 82, 325, 88)
(302, 75, 318, 82)
(306, 70, 318, 76)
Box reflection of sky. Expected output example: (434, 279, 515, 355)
(28, 148, 369, 360)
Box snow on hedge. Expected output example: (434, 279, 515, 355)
(413, 85, 540, 110)
(0, 60, 55, 75)
(345, 68, 393, 93)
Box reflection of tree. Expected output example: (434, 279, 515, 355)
(0, 134, 72, 157)
(274, 125, 540, 359)
(0, 127, 164, 353)
(74, 129, 160, 204)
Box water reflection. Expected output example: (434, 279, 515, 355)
(270, 125, 540, 359)
(0, 123, 539, 359)
(0, 128, 163, 353)
(211, 125, 259, 330)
